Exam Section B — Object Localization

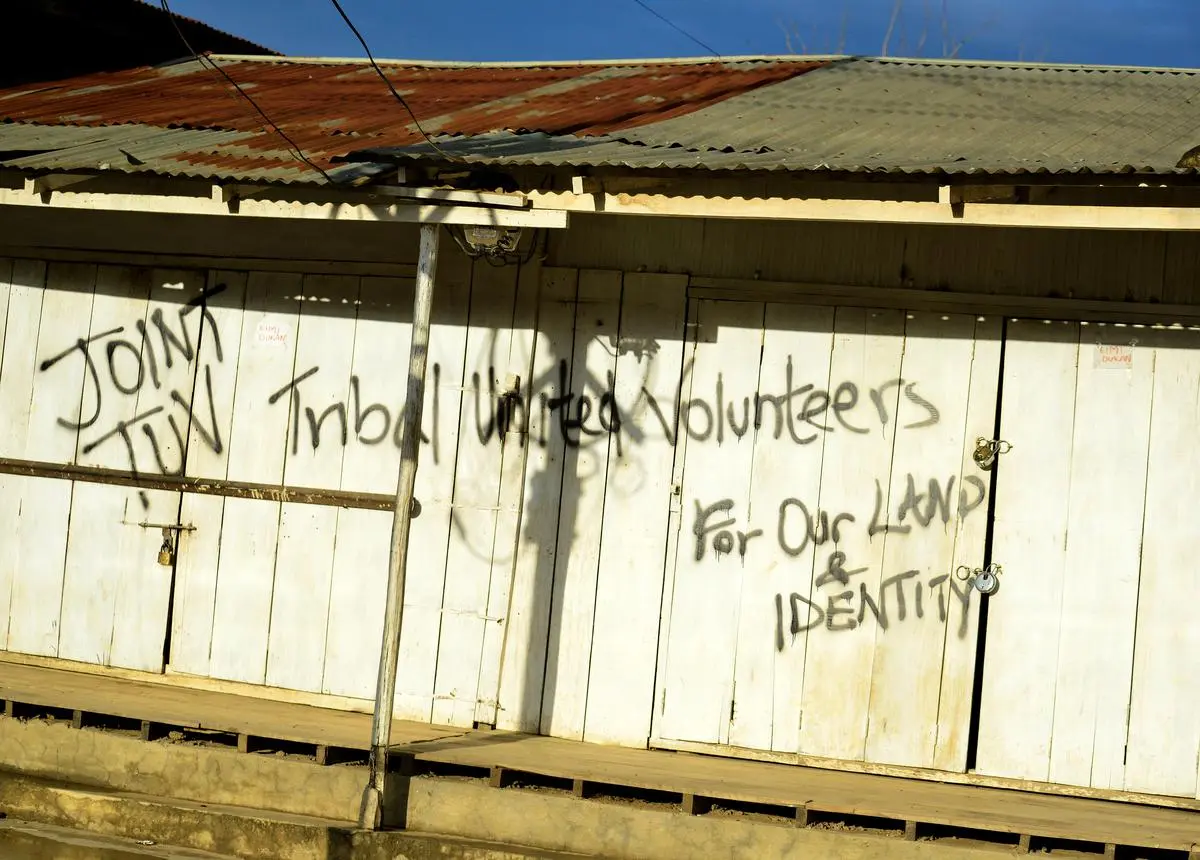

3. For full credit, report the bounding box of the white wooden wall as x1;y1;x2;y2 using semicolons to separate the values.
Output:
4;249;1200;802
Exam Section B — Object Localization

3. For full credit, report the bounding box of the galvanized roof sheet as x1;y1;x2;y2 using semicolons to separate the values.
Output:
3;54;1200;185
0;56;818;184
351;57;1200;176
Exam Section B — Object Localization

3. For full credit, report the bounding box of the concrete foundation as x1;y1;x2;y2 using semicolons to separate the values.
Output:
0;716;1038;859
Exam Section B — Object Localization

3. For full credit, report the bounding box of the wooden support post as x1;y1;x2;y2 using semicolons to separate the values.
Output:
793;805;809;828
489;766;509;789
3;701;12;718
572;779;591;799
237;733;251;754
316;745;330;766
1102;844;1116;859
1018;834;1032;854
904;821;918;842
359;223;441;831
70;710;83;730
682;794;711;816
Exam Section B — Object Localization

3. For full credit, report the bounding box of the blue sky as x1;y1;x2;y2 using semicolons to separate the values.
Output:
174;0;1198;68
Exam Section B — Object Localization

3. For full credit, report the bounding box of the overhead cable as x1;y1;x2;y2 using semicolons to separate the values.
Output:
159;0;335;183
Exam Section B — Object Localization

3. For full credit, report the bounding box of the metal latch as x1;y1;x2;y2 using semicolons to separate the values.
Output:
957;562;1003;595
972;437;1012;471
138;522;196;568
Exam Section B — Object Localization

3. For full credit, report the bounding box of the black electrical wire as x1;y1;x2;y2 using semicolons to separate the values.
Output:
629;0;721;58
325;0;457;162
159;0;334;183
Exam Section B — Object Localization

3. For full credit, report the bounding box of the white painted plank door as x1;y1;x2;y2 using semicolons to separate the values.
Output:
494;267;577;733
658;299;765;745
1125;327;1200;799
475;261;542;728
170;271;248;677
393;252;472;723
539;269;623;740
932;316;1001;772
432;261;519;728
583;273;688;747
58;265;154;669
797;307;906;762
106;269;211;673
8;263;96;658
266;275;361;694
864;312;992;769
208;272;303;685
731;302;834;753
975;319;1080;782
1047;324;1153;791
322;275;413;701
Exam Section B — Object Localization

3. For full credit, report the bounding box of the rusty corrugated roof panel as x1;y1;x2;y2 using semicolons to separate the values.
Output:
0;56;824;184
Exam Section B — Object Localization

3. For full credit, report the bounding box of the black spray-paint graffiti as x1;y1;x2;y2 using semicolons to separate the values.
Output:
263;356;943;457
772;556;975;647
37;284;227;508
688;471;987;645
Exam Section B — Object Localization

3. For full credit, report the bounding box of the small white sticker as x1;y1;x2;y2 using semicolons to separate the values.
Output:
256;319;291;347
1094;343;1134;370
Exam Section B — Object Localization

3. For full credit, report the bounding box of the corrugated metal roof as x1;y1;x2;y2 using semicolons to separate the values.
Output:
4;54;1200;184
0;56;819;184
351;57;1200;176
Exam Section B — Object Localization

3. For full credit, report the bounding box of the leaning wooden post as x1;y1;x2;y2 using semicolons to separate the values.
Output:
359;222;440;830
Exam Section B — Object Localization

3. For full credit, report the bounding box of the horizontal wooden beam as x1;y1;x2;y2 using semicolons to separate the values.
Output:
0;186;567;229
0;457;414;514
529;189;1200;231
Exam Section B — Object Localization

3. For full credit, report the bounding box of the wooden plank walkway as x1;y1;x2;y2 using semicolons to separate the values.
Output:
1;659;1197;854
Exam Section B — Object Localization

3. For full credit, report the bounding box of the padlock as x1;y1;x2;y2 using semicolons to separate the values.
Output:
973;438;997;471
973;563;1002;595
157;536;174;566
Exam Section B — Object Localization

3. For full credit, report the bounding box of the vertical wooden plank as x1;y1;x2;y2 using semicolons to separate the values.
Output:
740;303;834;754
208;271;302;684
582;273;687;747
265;274;360;693
475;261;542;727
432;261;518;728
539;269;622;740
1125;328;1200;798
932;316;1002;772
976;319;1080;782
658;299;764;745
321;276;412;700
1048;323;1152;790
797;307;905;762
170;271;248;676
494;268;576;733
864;312;982;768
9;263;96;658
0;258;18;650
393;251;471;723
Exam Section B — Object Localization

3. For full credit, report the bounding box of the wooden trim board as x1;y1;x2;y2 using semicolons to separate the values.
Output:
0;245;420;279
689;276;1200;324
